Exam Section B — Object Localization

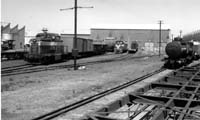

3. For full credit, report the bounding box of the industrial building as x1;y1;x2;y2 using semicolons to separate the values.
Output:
90;24;171;54
1;23;25;50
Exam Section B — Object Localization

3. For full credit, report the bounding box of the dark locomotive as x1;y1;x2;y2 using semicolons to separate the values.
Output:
164;37;200;69
128;41;138;53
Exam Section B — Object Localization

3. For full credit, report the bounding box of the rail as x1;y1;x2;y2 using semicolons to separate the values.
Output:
84;64;200;120
2;54;158;77
32;68;165;120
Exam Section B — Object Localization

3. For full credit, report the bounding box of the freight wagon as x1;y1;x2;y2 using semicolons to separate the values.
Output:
61;36;94;57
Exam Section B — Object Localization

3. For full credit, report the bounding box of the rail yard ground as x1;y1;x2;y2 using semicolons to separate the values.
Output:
2;54;165;120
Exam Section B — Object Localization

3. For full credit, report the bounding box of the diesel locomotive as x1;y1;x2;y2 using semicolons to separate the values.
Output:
114;40;128;54
25;32;67;64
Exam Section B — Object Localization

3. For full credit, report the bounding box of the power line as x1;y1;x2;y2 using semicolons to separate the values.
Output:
60;0;93;70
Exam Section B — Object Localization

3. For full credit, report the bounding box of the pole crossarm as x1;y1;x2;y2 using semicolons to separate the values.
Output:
77;6;94;9
60;7;74;11
60;6;93;11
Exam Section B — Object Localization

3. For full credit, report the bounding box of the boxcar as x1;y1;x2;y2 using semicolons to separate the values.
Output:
61;36;94;57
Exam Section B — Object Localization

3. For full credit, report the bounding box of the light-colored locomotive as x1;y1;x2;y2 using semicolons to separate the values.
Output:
25;31;67;64
114;40;127;54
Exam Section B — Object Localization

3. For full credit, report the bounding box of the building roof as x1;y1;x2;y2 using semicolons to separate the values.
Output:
10;25;18;33
1;23;11;33
91;24;170;30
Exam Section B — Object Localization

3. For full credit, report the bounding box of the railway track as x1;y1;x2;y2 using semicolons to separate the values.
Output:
1;64;34;73
1;63;32;70
32;67;166;120
2;54;156;77
84;63;200;120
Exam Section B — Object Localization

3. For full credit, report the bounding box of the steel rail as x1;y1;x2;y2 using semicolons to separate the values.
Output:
2;55;157;77
2;54;131;75
31;68;166;120
2;64;34;73
1;64;32;70
85;64;200;120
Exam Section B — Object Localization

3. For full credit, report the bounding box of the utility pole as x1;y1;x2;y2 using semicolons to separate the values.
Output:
158;20;163;57
60;0;93;70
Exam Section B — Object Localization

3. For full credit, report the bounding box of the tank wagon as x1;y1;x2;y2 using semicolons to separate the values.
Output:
93;41;107;55
105;42;115;52
164;37;200;68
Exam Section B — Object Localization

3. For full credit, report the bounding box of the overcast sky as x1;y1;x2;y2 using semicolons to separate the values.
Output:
1;0;200;36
